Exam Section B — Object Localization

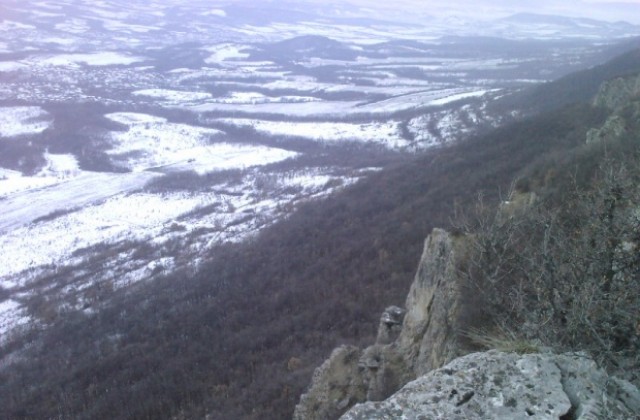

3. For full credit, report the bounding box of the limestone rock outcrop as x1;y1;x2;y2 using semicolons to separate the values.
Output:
341;350;640;420
586;114;627;144
293;346;366;420
294;228;472;419
593;72;640;110
395;228;471;377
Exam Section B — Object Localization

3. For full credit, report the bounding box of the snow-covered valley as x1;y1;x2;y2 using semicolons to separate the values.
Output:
0;0;638;344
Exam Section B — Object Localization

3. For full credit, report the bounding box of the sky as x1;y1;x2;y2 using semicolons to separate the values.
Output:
330;0;640;24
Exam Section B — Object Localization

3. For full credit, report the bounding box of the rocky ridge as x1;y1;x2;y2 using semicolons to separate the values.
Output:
341;350;640;420
295;71;640;419
588;72;640;144
293;228;473;419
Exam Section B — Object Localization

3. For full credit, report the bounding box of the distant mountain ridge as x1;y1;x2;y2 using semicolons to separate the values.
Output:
501;12;637;28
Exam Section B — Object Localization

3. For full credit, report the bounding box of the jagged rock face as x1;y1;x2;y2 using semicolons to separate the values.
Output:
294;228;472;419
375;306;405;345
293;346;366;420
594;73;640;110
593;72;640;110
358;344;409;402
341;350;640;420
396;228;471;376
586;114;627;144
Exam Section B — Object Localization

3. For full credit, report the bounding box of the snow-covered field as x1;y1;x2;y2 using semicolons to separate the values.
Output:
0;166;359;291
105;112;296;172
217;118;409;148
105;112;224;171
0;106;51;137
0;153;82;197
0;171;159;232
204;43;251;63
190;89;492;117
162;143;298;174
0;0;632;342
27;52;145;67
0;300;30;339
132;89;213;102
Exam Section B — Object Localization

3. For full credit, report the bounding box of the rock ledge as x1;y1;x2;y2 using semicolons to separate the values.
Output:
341;350;640;420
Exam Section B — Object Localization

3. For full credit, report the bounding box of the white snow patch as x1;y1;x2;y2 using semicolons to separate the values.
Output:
428;90;489;106
39;153;81;178
0;107;51;137
215;91;320;104
0;300;30;338
204;9;227;17
0;62;27;72
163;143;298;174
32;52;144;67
105;112;295;173
0;192;216;281
106;112;167;126
55;19;90;34
106;113;224;171
41;37;77;46
218;119;408;148
101;19;159;33
0;171;159;231
0;20;35;31
132;89;213;102
204;44;250;63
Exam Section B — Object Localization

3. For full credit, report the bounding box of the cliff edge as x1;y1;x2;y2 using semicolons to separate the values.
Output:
294;228;474;419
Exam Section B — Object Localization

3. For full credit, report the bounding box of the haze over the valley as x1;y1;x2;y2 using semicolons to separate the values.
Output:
219;0;640;24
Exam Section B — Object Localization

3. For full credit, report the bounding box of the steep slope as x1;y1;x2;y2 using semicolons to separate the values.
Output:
0;51;638;420
492;46;640;115
300;70;640;419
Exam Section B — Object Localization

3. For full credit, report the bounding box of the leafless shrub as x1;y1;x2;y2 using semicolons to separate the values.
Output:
459;159;640;381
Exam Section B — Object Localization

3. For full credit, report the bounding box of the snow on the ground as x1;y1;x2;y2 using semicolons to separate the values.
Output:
0;153;82;197
0;20;36;31
106;112;166;125
29;52;144;67
429;89;490;106
0;172;59;197
190;88;488;117
164;143;298;174
39;152;81;177
0;171;159;232
0;62;26;72
191;100;361;117
204;43;250;63
41;37;77;46
105;112;226;171
0;106;51;137
0;176;60;198
0;191;218;282
0;300;30;339
54;19;90;34
132;89;213;102
217;118;409;148
105;112;296;172
214;91;320;104
216;79;430;96
203;9;226;17
101;19;159;33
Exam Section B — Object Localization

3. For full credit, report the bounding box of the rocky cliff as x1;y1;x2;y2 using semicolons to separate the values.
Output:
294;229;474;419
295;72;640;420
593;72;640;110
587;72;640;144
341;350;640;420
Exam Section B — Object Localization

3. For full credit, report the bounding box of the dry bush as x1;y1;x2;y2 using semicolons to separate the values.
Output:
460;158;640;383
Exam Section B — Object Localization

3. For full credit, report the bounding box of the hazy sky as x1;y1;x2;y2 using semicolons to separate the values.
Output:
332;0;640;24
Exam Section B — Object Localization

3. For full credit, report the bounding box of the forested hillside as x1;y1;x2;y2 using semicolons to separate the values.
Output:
1;48;639;420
